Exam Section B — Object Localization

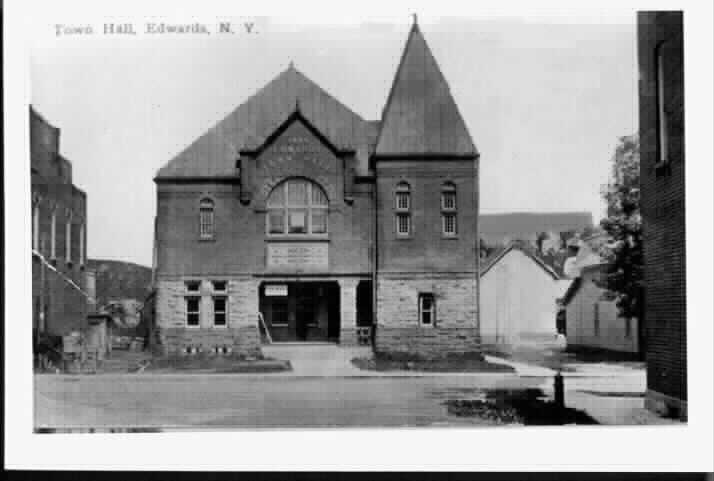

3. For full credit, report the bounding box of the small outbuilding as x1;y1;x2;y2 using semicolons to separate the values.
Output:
480;243;566;345
561;263;640;355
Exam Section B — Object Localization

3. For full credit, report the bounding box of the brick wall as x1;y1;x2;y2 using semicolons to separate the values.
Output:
638;12;686;418
31;108;90;338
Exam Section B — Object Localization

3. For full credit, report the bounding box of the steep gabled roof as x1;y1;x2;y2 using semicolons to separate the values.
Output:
156;65;375;179
480;242;561;280
375;22;477;157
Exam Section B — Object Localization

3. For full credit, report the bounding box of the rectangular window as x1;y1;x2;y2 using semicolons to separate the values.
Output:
66;219;72;264
50;211;57;259
79;224;85;266
185;280;201;292
268;210;285;234
186;297;200;327
419;293;435;326
656;47;669;164
442;191;457;210
396;213;411;236
212;280;227;292
288;181;308;205
311;210;327;234
33;205;39;251
442;213;457;236
396;192;410;210
288;209;307;234
213;297;227;327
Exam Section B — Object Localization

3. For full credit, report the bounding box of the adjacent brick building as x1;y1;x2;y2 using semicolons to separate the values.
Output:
153;21;480;359
31;107;91;339
637;12;686;419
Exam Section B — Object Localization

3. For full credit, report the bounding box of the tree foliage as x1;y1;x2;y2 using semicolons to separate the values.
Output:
598;135;642;320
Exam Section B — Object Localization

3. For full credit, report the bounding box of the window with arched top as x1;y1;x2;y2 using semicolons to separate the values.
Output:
267;178;328;235
441;182;457;237
395;182;411;236
199;198;215;239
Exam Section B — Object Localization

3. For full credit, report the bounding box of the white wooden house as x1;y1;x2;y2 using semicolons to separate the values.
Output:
561;264;640;354
479;243;565;345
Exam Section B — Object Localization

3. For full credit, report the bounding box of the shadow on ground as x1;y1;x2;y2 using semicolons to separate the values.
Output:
445;388;599;425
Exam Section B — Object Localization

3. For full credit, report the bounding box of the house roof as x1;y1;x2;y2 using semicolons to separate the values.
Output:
156;65;376;179
479;241;561;280
479;212;594;245
374;22;477;157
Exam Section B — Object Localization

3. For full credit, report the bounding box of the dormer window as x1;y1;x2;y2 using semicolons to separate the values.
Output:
267;178;328;235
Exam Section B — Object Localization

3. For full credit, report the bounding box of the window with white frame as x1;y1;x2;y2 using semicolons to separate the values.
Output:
395;182;411;236
266;178;328;235
419;293;435;326
199;198;215;239
441;182;457;236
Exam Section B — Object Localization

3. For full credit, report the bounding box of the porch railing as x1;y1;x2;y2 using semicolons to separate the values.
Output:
258;312;273;344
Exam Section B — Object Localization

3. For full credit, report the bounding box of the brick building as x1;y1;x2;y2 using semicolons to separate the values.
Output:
153;21;480;358
31;107;91;339
637;12;686;419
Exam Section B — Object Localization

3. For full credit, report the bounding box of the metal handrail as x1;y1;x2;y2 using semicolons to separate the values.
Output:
258;312;272;344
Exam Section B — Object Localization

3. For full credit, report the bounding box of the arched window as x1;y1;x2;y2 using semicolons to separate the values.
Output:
395;182;411;236
199;198;215;239
65;209;73;264
267;178;328;235
441;182;457;237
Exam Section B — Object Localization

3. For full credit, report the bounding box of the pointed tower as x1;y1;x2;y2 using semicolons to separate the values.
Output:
373;19;481;360
375;20;477;158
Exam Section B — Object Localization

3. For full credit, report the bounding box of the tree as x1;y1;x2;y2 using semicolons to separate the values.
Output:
598;134;642;321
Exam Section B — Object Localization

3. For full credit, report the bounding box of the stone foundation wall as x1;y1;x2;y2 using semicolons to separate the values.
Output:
375;276;479;358
155;277;262;357
377;276;477;328
155;326;262;357
374;327;481;360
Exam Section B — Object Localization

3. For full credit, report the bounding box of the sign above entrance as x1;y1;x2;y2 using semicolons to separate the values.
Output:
265;285;288;297
267;242;328;270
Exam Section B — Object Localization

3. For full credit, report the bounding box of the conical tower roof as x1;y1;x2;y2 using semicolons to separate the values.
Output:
375;21;477;157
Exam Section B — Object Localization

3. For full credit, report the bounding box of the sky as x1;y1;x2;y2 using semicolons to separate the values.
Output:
30;15;638;267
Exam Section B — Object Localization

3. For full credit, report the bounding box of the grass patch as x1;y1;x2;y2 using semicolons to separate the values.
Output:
145;355;291;374
351;353;515;373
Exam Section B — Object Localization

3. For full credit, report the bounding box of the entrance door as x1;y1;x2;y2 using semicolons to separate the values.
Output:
260;282;340;343
295;284;316;341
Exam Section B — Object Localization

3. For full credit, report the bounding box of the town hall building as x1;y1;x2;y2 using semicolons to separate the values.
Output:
153;21;480;359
